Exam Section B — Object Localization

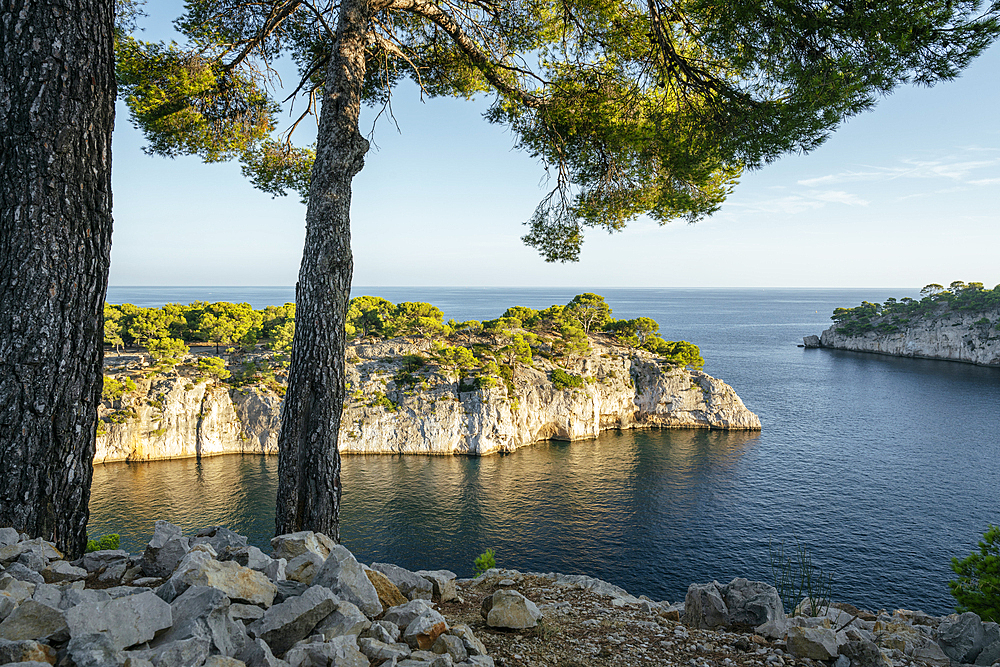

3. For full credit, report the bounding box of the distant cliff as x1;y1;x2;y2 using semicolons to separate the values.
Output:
96;336;760;464
811;284;1000;366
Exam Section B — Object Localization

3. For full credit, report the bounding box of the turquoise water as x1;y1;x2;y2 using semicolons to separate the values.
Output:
93;287;1000;614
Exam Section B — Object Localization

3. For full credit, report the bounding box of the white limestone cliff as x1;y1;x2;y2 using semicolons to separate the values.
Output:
95;338;760;463
817;307;1000;366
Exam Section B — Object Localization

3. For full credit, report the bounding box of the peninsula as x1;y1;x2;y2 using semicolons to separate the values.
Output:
96;295;760;464
807;282;1000;367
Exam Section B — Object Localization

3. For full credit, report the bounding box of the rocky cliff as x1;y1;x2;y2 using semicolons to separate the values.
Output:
816;307;1000;366
96;337;760;464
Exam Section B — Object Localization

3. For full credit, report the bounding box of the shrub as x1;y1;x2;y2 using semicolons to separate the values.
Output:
551;368;584;390
102;375;137;402
86;533;121;553
950;525;1000;623
474;548;496;575
769;539;832;616
197;356;231;380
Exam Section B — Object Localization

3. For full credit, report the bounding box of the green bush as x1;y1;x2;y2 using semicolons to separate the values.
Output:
474;548;496;575
102;375;137;402
551;368;584;390
86;533;121;553
950;525;1000;623
197;356;231;380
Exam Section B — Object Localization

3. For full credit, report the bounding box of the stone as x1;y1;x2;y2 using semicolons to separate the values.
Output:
683;581;728;629
285;552;325;586
313;599;371;639
912;641;951;667
481;590;542;630
841;639;891;667
274;580;309;604
16;551;48;574
246;585;339;656
365;569;408;612
786;626;840;661
236;637;290;667
937;611;987;664
976;639;1000;666
0;600;67;642
152;585;247;657
204;657;247;667
283;635;367;667
0;576;36;604
127;636;212;666
4;563;44;585
803;335;821;348
361;620;401;645
372;563;433;601
80;549;130;574
98;562;129;586
231;603;266;623
415;570;458;603
41;561;87;584
260;557;287;583
358;637;411;662
159;550;277;607
0;638;57;665
462;657;495;667
67;632;126;667
403;607;448;650
270;532;336;562
0;528;19;548
383;600;435;630
893;608;939;628
448;624;487;657
0;591;15;621
0;539;61;566
193;526;249;555
721;578;783;628
433;634;468;662
141;521;191;579
311;545;381;618
65;590;173;650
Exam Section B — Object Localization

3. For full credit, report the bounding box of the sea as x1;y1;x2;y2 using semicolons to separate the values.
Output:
91;286;1000;615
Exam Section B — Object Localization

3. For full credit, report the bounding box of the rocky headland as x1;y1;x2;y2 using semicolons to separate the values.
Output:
96;335;760;464
1;524;997;667
806;284;1000;367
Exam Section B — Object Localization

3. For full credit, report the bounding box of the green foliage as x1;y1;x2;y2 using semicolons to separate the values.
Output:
148;337;189;369
500;334;533;366
832;283;1000;336
551;368;585;390
473;548;496;575
652;340;705;369
950;525;1000;623
367;391;398;411
769;539;833;617
566;293;612;333
197;356;231;380
86;533;121;553
102;375;137;402
394;354;426;387
436;345;477;369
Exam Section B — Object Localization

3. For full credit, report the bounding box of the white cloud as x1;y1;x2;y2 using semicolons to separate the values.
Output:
809;190;870;206
796;154;1000;187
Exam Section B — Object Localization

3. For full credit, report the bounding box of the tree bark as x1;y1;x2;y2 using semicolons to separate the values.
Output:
0;0;116;557
275;0;372;540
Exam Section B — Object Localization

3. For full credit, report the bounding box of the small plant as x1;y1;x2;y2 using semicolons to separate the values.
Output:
950;525;1000;623
473;548;496;575
769;538;833;616
551;368;584;390
86;533;120;553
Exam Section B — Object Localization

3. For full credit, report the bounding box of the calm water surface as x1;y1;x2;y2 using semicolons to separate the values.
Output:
93;287;1000;614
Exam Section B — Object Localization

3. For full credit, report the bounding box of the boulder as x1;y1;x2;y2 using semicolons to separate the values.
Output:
159;550;277;607
0;576;37;604
383;600;435;630
126;636;212;666
786;626;840;661
402;607;448;650
41;561;87;584
231;602;266;623
0;600;67;642
448;624;487;657
313;599;371;639
416;570;458;603
481;590;541;630
433;634;468;663
721;578;783;628
371;563;433;601
260;557;287;583
246;585;339;656
0;539;61;566
65;590;172;650
912;641;951;667
0;528;19;549
841;639;892;667
283;635;367;667
361;620;401;645
192;526;249;555
236;636;290;667
151;585;247;657
270;532;335;562
803;335;821;348
79;550;130;574
284;552;325;586
141;521;191;579
0;638;57;665
358;637;411;662
67;632;125;667
683;581;728;629
0;591;16;621
4;563;44;585
365;569;408;611
937;611;987;664
311;546;381;618
977;639;1000;666
16;551;48;573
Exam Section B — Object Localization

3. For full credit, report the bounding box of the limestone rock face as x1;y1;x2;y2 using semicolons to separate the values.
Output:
95;339;759;463
818;306;1000;366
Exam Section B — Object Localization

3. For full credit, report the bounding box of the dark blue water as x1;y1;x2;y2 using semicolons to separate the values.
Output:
93;287;1000;615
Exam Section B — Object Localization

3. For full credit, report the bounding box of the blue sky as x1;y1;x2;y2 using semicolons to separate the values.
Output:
109;10;1000;288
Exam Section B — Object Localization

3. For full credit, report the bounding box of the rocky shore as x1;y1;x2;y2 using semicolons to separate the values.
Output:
808;309;1000;367
2;524;998;667
96;336;760;464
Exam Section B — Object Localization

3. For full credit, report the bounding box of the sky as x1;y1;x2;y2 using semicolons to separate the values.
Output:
109;9;1000;289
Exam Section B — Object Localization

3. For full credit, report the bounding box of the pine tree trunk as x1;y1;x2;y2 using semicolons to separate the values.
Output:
0;0;116;557
275;0;372;540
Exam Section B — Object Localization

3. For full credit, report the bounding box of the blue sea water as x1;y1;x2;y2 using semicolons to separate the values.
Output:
93;286;1000;614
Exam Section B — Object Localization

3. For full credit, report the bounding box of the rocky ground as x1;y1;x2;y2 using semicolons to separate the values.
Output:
1;525;998;667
